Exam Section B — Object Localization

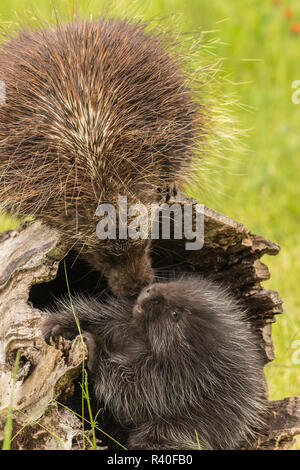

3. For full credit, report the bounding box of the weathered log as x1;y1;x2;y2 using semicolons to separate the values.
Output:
0;222;85;450
0;197;299;450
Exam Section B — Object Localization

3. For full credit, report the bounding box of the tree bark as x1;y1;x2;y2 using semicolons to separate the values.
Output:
0;197;299;450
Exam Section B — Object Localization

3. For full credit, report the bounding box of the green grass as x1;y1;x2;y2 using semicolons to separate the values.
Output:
2;351;20;450
0;0;299;449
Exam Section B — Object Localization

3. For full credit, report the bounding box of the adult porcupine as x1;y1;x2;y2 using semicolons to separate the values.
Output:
0;18;202;296
43;276;269;450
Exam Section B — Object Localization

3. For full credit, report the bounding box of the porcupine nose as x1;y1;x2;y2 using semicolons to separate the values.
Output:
133;284;165;317
141;285;164;304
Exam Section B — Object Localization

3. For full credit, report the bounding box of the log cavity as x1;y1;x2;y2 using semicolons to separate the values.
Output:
28;250;108;310
27;239;195;311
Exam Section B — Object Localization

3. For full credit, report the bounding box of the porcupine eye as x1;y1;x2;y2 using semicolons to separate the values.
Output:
171;311;178;319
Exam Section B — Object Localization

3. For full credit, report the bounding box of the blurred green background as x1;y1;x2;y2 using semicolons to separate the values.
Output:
0;0;299;448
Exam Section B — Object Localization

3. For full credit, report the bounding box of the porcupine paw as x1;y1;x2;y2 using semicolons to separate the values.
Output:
81;331;97;371
42;317;78;346
157;184;178;203
43;318;97;370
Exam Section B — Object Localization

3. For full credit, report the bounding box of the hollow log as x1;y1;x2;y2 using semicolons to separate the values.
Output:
0;196;299;450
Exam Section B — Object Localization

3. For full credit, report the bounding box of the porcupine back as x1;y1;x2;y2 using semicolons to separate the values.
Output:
0;18;200;243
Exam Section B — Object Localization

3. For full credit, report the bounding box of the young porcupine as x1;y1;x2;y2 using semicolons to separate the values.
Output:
43;276;269;450
0;18;202;296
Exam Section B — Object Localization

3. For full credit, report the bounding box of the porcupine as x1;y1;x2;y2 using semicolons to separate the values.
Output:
43;276;269;450
0;18;202;296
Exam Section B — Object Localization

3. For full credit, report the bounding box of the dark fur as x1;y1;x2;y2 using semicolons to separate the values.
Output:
43;276;269;449
0;18;200;296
